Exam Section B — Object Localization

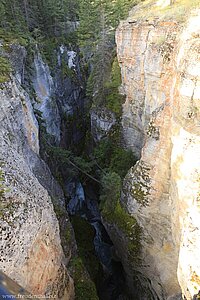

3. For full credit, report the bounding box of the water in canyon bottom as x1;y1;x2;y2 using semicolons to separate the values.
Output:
66;180;129;300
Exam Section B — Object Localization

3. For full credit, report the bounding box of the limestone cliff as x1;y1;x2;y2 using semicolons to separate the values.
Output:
0;45;74;299
115;2;200;299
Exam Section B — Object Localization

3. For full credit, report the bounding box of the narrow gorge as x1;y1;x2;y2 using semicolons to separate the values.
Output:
0;1;200;300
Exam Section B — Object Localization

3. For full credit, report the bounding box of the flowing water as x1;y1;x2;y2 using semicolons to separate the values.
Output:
66;180;128;300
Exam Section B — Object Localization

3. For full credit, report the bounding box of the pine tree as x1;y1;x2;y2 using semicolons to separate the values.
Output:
78;0;100;47
78;0;137;108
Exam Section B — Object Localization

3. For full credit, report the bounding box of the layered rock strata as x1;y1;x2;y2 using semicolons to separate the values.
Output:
116;4;200;300
0;74;74;299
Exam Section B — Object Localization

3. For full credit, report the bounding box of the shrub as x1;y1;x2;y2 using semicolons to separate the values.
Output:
100;171;122;212
94;139;137;178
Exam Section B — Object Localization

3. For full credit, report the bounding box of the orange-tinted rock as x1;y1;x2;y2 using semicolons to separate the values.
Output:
0;78;74;299
117;6;200;300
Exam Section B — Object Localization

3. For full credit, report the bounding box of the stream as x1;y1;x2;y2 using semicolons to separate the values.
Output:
66;180;128;300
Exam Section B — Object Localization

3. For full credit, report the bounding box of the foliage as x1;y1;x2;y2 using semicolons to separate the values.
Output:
110;148;136;178
0;0;79;71
78;0;137;109
49;146;94;173
77;0;100;48
86;37;115;106
0;28;29;47
70;256;99;300
43;143;99;184
0;0;79;38
100;171;122;211
94;137;137;179
0;0;137;98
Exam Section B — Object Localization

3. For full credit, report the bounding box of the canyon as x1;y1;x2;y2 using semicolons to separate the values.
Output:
0;1;200;300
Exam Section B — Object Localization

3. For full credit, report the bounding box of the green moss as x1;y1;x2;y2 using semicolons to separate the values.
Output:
103;201;135;236
53;202;65;218
0;56;11;84
100;171;141;262
102;196;142;263
105;57;125;118
100;172;139;238
71;217;95;252
71;216;101;283
70;256;99;300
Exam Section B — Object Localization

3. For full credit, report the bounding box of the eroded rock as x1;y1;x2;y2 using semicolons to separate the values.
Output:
116;6;200;300
0;77;74;299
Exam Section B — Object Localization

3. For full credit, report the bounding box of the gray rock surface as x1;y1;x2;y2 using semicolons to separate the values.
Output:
91;108;116;142
0;77;74;299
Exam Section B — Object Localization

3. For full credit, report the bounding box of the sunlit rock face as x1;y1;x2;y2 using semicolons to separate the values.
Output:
156;0;172;8
116;7;200;300
0;77;74;299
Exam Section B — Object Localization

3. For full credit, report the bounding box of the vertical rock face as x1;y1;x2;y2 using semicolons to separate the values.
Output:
116;5;200;300
54;46;87;149
32;47;87;149
0;76;74;299
91;108;116;142
33;52;61;144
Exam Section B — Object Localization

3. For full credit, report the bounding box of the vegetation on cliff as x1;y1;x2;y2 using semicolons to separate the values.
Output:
70;256;99;300
0;56;11;83
127;0;200;22
79;0;137;108
0;164;6;199
71;217;102;285
0;0;143;297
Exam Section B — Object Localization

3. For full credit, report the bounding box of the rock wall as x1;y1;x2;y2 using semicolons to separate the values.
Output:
0;69;74;298
31;47;87;148
32;52;61;144
54;45;87;149
91;108;116;142
116;3;200;300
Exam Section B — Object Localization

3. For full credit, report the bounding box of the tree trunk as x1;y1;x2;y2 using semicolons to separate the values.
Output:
23;0;29;28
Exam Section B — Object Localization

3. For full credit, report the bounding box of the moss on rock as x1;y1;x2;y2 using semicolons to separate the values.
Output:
0;56;11;84
123;160;151;207
70;256;99;300
71;216;101;283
